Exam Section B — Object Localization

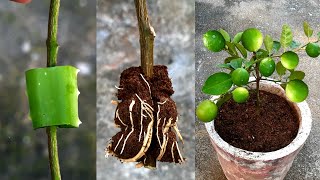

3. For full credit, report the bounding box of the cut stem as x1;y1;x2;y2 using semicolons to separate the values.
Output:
46;127;61;180
46;0;61;179
134;0;156;78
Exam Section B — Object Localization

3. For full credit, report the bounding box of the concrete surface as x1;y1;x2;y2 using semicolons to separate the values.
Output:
96;0;195;180
195;0;320;179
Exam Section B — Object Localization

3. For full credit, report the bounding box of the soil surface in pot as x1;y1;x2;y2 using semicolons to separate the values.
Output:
215;90;299;152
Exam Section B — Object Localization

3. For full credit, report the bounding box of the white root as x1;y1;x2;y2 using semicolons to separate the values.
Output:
120;100;136;154
115;85;123;90
119;94;154;162
175;141;185;163
156;104;162;147
156;99;169;149
139;97;144;142
114;134;124;152
173;124;184;144
129;100;136;129
140;74;151;95
116;109;127;127
135;94;154;142
121;129;134;155
157;117;172;160
171;142;176;163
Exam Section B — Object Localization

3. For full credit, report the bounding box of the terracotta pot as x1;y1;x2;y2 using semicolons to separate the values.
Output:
205;80;312;180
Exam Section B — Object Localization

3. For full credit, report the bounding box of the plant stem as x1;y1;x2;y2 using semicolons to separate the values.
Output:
46;126;61;180
134;0;156;78
134;0;156;168
253;53;261;107
46;0;61;179
47;0;60;67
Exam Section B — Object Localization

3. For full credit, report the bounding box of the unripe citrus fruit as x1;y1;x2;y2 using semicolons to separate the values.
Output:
232;87;249;103
196;100;218;122
280;51;299;70
241;28;263;52
231;68;249;86
286;80;308;102
305;43;320;58
259;57;275;77
203;30;226;52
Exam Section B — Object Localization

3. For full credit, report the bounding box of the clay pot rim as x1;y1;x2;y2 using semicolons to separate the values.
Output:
205;79;312;161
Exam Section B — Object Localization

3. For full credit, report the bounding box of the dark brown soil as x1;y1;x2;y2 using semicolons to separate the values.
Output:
214;90;299;152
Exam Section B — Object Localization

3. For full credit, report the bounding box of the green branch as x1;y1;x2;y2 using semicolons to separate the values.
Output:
47;0;60;67
46;0;61;179
47;126;61;180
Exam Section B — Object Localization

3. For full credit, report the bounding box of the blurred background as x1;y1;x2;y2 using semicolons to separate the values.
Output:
96;0;195;179
0;1;96;179
195;0;320;179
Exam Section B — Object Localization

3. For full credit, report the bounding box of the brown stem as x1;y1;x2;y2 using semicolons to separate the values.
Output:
252;52;260;108
134;0;156;78
134;0;156;168
255;63;261;107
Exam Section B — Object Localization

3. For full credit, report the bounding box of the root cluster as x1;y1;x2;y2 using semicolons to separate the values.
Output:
106;66;185;167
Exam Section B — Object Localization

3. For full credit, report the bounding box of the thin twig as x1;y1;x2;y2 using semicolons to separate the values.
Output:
46;0;61;179
46;127;61;180
134;0;156;78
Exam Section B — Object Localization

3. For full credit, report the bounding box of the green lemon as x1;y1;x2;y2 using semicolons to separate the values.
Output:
259;57;275;77
280;51;299;70
305;43;320;58
196;100;218;122
241;28;263;52
203;30;226;52
231;68;250;86
286;80;308;103
232;87;249;103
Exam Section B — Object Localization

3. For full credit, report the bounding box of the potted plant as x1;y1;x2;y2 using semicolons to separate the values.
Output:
196;22;318;179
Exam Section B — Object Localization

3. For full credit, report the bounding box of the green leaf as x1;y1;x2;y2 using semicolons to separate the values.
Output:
216;93;232;107
224;57;238;64
280;25;293;49
232;32;243;43
318;32;320;40
303;21;313;37
264;35;273;53
256;49;269;59
244;59;255;69
217;63;233;70
230;58;243;69
289;41;301;49
289;71;305;80
273;41;281;52
235;43;247;58
226;41;239;56
202;72;233;95
219;29;231;42
276;61;286;75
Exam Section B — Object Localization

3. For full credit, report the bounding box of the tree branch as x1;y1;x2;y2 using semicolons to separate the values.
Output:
134;0;156;78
